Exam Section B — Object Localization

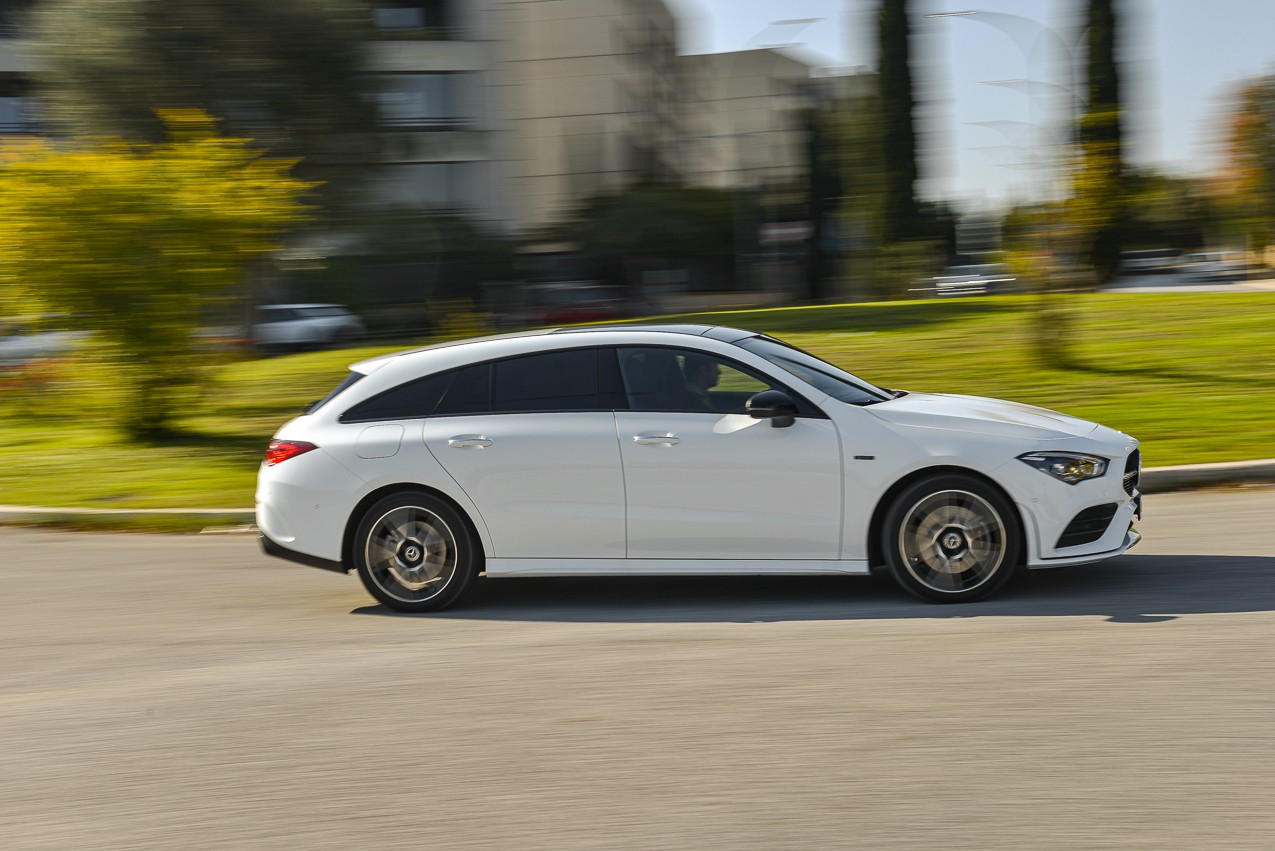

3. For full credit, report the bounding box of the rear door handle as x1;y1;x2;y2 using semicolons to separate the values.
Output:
633;433;680;446
448;435;493;449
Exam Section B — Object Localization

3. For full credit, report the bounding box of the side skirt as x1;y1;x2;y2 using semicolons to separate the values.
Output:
484;558;872;578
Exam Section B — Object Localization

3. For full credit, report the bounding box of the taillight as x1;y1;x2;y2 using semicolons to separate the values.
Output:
265;439;318;466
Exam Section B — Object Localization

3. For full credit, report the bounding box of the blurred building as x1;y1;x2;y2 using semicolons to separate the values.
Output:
681;48;818;194
345;0;690;233
0;1;39;135
0;0;878;244
0;0;687;234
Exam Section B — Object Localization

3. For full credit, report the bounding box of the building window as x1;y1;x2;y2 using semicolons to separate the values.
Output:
371;1;453;36
0;78;37;133
0;96;36;132
372;74;466;129
373;162;470;210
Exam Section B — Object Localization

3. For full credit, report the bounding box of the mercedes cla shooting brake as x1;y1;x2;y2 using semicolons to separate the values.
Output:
258;325;1142;612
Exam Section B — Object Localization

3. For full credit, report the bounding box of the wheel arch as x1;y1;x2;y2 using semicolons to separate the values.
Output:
865;465;1029;569
342;483;487;572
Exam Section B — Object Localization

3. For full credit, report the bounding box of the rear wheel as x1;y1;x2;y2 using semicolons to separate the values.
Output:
353;491;481;613
881;474;1021;603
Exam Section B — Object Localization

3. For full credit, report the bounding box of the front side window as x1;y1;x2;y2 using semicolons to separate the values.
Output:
257;307;297;323
617;347;811;415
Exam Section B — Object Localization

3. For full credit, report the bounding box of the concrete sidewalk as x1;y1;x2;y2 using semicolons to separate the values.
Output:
2;459;1273;527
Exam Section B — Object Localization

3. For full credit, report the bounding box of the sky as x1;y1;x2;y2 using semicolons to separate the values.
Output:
666;0;1275;210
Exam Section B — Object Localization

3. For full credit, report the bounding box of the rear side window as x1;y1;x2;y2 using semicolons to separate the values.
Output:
436;363;492;415
433;348;618;416
493;349;596;412
340;371;455;422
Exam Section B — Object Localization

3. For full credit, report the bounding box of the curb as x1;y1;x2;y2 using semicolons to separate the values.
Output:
0;505;255;520
1138;459;1275;492
2;459;1274;529
0;505;256;532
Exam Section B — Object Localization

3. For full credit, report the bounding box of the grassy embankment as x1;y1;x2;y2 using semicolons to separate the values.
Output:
1;292;1272;517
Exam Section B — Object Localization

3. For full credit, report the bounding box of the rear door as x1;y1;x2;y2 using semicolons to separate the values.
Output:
421;347;627;559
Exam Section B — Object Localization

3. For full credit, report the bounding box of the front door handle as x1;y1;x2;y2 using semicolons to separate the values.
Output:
448;435;493;449
633;433;680;446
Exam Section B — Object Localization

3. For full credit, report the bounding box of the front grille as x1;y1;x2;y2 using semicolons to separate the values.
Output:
1123;449;1141;496
1056;503;1119;549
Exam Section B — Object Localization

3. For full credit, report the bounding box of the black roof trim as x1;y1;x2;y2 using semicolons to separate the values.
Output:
552;323;717;336
551;324;760;343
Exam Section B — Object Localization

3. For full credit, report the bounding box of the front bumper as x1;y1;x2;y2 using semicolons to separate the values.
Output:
1027;522;1140;570
999;440;1142;567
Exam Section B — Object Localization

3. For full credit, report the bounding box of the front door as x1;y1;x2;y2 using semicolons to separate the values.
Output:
614;347;843;560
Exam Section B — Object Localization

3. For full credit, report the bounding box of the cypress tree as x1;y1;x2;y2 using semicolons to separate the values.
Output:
1083;0;1122;161
877;0;919;243
1080;0;1125;281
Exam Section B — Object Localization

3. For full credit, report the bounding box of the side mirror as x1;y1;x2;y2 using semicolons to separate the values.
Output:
746;390;797;428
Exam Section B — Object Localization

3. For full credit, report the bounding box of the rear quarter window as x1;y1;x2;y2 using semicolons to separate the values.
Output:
340;371;455;422
306;371;365;415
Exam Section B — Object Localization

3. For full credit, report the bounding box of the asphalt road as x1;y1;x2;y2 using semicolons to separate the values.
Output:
3;489;1273;850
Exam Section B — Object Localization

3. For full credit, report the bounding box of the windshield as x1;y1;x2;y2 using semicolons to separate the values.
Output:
735;337;892;406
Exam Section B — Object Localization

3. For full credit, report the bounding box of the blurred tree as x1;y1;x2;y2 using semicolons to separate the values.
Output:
0;111;313;438
27;0;378;209
802;105;843;301
877;0;919;243
1122;169;1210;251
1077;0;1126;282
831;88;887;300
556;184;739;278
1214;76;1275;254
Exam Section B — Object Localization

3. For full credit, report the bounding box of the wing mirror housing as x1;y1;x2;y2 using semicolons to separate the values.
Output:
746;390;797;428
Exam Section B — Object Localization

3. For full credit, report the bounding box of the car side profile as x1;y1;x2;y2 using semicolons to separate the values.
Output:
257;325;1141;612
253;304;366;353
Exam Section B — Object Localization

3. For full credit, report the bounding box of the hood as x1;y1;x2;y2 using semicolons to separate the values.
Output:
870;392;1099;440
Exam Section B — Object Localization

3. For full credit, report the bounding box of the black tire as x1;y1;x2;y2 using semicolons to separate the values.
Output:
881;473;1021;604
353;490;482;613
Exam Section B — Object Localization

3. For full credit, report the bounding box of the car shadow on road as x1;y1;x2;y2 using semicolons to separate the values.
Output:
350;554;1275;624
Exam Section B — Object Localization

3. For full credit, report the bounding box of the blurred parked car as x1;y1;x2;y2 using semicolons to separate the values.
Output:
920;264;1017;297
1118;248;1181;275
253;304;366;353
0;318;89;368
1181;251;1248;282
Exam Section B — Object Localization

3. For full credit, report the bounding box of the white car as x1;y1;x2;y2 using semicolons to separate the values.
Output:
253;304;366;352
927;264;1017;297
1181;251;1247;282
257;324;1142;611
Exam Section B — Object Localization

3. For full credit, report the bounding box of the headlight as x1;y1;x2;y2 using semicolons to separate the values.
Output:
1018;452;1108;484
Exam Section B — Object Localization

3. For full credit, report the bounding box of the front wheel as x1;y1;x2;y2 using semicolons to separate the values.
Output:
881;474;1021;603
353;491;481;613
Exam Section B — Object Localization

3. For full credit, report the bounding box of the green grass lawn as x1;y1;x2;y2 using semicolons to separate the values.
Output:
1;292;1272;511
